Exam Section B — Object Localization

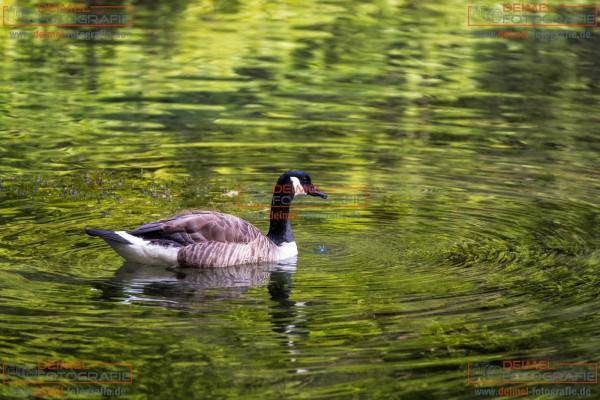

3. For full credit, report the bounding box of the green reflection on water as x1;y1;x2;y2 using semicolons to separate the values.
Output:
0;0;599;398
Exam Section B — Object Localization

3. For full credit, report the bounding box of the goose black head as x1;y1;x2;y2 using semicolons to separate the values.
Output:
268;170;327;245
274;170;327;199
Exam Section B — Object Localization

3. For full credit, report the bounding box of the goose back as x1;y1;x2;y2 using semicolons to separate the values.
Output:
130;211;265;246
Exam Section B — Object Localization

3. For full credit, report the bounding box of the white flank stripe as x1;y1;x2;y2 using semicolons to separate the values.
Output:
107;231;179;266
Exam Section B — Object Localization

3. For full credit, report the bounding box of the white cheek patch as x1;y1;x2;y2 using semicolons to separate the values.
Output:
290;177;306;196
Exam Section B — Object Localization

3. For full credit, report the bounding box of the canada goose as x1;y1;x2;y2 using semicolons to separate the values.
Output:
85;171;327;268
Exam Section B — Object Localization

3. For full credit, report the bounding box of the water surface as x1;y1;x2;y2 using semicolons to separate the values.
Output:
0;0;599;398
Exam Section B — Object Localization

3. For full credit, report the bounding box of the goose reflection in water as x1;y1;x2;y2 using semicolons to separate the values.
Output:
95;257;297;307
94;257;309;373
266;261;312;375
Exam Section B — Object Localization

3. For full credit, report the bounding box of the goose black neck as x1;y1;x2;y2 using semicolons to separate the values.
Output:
267;193;294;246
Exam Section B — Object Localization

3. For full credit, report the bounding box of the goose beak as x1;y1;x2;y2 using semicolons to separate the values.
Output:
308;185;327;199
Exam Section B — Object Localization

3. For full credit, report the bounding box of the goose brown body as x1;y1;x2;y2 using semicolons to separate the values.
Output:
130;211;279;267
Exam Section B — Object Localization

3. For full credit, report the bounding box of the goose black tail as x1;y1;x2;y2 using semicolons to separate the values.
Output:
85;228;132;244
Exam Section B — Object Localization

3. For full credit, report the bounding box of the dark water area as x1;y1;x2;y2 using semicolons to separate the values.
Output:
0;0;599;398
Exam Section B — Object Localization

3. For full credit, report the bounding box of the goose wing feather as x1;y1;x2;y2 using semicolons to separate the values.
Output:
129;211;265;247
